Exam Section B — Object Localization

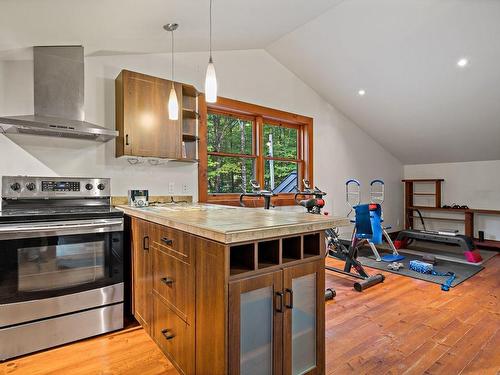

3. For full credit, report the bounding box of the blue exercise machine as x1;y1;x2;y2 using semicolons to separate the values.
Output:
345;179;404;262
295;179;390;292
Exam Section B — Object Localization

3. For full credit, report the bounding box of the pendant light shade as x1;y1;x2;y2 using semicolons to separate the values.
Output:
168;84;179;120
205;57;217;103
205;0;217;103
164;23;179;120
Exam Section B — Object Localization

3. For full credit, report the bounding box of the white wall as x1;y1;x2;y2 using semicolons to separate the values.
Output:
0;49;404;230
405;161;500;239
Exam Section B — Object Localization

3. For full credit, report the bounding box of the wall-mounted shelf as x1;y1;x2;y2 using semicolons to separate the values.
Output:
182;84;199;98
170;158;199;163
182;109;199;119
182;133;199;142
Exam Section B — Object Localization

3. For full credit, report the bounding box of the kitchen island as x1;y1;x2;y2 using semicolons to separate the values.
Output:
118;203;349;375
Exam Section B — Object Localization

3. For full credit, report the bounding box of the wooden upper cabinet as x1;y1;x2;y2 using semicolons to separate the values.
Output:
115;70;183;159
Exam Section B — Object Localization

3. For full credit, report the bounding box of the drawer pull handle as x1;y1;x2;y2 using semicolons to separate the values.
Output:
285;288;294;309
161;237;173;246
161;277;174;286
161;328;175;340
143;236;149;251
275;291;284;313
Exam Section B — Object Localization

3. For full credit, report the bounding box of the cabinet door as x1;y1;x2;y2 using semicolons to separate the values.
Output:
122;71;182;158
131;218;153;334
283;260;325;375
229;271;283;375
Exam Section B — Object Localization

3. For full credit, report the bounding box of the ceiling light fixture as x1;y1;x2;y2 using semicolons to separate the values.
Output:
358;89;366;96
164;23;179;120
204;0;217;103
457;58;468;68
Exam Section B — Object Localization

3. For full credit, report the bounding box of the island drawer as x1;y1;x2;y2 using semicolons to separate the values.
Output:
153;295;195;375
152;245;195;324
152;224;193;263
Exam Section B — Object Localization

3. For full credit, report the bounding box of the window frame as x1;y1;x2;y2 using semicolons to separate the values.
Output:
198;95;313;207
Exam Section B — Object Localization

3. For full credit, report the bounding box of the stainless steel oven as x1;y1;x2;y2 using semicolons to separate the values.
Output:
0;176;124;360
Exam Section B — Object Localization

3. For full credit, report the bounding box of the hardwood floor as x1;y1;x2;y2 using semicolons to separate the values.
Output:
325;255;499;374
2;255;498;375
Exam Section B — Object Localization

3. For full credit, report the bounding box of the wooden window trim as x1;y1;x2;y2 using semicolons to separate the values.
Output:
198;95;313;206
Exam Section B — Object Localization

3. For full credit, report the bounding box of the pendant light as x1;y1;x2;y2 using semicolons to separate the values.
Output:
204;0;217;103
164;23;179;120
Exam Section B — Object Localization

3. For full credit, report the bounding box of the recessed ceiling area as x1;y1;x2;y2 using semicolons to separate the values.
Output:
267;0;500;164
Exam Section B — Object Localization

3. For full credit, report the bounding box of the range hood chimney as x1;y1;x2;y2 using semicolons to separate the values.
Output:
0;46;117;142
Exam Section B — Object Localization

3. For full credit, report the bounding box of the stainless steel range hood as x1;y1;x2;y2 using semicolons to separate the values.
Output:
0;46;117;142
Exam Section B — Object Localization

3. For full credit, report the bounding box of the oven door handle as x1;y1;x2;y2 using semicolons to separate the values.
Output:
0;219;123;239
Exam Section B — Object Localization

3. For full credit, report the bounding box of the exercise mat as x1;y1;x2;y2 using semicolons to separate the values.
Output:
357;248;485;287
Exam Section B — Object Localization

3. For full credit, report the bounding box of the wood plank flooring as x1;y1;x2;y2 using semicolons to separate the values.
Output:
1;255;498;375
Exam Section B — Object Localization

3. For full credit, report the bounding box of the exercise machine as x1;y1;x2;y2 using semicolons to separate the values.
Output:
345;179;403;262
295;180;385;293
395;211;482;263
293;181;336;299
239;180;276;209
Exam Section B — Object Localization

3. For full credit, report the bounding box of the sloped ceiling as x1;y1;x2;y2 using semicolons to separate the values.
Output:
267;0;500;164
1;0;499;164
0;0;342;55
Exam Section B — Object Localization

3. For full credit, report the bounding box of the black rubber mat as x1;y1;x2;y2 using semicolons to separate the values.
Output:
357;248;486;288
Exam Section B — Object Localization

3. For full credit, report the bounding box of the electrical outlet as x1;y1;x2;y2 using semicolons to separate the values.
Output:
182;184;189;194
397;218;401;227
168;182;175;194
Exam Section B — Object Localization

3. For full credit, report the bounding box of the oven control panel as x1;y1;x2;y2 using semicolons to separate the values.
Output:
42;181;81;192
2;176;111;198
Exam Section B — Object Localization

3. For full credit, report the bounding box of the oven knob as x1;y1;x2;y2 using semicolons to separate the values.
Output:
97;183;106;191
26;182;36;191
10;182;21;191
85;183;93;190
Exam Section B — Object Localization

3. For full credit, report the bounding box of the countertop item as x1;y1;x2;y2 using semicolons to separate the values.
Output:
117;203;349;244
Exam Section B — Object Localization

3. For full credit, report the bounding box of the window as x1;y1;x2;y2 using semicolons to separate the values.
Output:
199;97;313;206
263;122;300;192
207;111;256;194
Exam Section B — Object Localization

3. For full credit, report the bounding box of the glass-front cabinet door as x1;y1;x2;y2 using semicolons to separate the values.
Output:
283;260;324;375
229;271;283;375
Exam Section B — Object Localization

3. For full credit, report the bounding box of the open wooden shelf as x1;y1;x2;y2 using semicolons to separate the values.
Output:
229;243;256;276
282;236;302;263
402;179;444;182
303;233;321;258
182;84;199;98
182;133;199;142
409;206;469;212
182;108;199;119
171;158;199;163
474;239;500;250
229;232;324;277
404;178;500;242
410;216;465;223
257;240;280;269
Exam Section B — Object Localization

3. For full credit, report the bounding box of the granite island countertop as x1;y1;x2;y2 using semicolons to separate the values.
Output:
117;203;350;244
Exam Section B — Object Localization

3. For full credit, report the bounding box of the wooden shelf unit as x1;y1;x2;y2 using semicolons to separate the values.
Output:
229;232;324;277
403;178;500;250
181;84;199;161
115;70;199;162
